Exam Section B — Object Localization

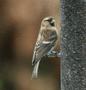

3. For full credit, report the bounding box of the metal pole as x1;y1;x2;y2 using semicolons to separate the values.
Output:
60;0;86;90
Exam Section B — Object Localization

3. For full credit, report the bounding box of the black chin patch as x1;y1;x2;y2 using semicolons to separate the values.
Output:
50;22;55;26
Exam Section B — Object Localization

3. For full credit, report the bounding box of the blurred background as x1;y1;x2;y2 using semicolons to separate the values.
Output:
0;0;61;90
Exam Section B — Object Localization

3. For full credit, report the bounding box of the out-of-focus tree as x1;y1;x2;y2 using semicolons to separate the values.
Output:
0;0;60;90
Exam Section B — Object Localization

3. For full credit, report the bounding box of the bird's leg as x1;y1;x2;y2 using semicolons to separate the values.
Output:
47;50;61;57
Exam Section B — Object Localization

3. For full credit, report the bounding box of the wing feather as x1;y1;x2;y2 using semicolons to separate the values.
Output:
32;29;58;65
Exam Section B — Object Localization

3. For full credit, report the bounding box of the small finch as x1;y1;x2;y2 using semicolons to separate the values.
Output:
32;16;59;78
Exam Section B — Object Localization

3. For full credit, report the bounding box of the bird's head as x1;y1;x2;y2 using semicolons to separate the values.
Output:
41;16;56;29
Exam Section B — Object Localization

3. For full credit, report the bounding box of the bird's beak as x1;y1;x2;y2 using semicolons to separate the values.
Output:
51;19;55;23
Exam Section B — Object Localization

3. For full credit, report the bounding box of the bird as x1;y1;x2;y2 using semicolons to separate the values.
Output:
32;16;59;78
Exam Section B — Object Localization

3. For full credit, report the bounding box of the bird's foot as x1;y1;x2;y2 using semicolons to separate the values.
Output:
47;51;62;57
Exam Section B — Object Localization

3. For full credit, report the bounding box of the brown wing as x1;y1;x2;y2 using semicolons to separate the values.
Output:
32;29;58;65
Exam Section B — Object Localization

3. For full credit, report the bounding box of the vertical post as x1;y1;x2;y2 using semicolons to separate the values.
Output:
60;0;86;90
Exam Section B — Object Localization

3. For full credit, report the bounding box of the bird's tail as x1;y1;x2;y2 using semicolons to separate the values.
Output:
32;60;40;78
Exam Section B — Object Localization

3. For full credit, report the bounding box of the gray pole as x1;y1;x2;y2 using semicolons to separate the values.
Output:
60;0;86;90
